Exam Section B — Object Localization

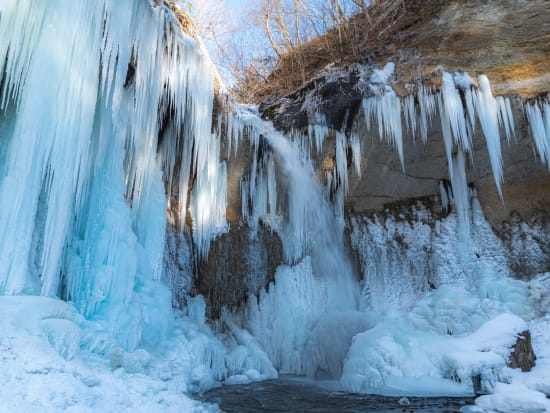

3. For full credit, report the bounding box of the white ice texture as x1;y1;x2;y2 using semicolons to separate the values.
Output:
0;1;250;410
0;0;233;348
525;96;550;171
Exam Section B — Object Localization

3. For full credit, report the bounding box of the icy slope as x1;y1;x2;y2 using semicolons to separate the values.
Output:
0;296;221;413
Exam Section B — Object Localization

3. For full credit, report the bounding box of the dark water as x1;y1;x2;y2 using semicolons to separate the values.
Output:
199;378;475;413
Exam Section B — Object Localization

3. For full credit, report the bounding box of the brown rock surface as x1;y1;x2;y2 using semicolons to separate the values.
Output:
509;330;537;372
390;0;550;97
196;223;283;318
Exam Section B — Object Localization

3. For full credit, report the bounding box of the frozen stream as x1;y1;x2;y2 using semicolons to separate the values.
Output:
199;378;475;413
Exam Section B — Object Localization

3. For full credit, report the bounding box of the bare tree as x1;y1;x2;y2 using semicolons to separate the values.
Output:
179;0;369;99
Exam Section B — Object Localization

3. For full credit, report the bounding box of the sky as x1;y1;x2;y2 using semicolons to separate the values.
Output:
225;0;247;13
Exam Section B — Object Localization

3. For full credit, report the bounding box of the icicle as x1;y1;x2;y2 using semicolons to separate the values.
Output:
362;88;404;170
474;75;504;198
417;84;437;143
267;154;277;226
0;0;230;348
403;94;417;140
326;170;333;199
0;1;106;295
451;150;471;237
438;93;455;182
336;131;349;196
440;72;470;153
306;111;329;155
439;181;450;212
350;133;362;177
191;133;228;259
497;96;515;143
525;97;550;170
454;71;476;134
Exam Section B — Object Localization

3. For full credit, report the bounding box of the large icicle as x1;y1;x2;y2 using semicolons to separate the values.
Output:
474;75;504;198
335;131;349;196
362;89;404;170
191;133;228;259
417;85;437;143
451;150;471;237
497;96;515;143
440;72;471;153
0;2;105;295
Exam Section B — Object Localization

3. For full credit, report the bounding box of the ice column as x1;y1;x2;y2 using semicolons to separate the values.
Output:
474;75;504;198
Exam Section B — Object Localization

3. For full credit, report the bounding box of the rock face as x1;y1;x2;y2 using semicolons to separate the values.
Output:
387;0;550;98
196;224;283;318
342;96;550;227
509;330;537;372
255;0;550;228
499;212;550;279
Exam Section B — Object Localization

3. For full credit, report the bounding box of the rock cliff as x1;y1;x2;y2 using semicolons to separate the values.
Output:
255;0;550;227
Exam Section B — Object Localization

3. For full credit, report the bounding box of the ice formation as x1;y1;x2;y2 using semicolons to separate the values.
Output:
362;89;405;169
2;2;550;412
302;66;523;219
525;96;550;170
474;75;504;198
0;2;269;409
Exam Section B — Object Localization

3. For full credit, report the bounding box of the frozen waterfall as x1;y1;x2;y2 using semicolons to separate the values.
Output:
0;0;228;349
1;1;550;412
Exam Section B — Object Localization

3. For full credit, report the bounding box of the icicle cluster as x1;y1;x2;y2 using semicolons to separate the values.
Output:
0;0;230;348
525;96;550;171
301;67;521;228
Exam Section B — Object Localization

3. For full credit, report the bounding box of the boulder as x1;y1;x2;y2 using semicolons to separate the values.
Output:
509;330;537;372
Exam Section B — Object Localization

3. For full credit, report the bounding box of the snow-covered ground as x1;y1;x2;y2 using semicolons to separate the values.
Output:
0;294;279;412
0;296;224;412
466;293;550;412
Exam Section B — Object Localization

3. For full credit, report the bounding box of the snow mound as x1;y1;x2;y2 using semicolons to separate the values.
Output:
0;296;222;412
341;313;528;397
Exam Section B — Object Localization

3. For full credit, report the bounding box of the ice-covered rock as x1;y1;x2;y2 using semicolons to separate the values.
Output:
341;314;531;397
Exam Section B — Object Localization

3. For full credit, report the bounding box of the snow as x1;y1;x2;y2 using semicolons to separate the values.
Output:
344;199;539;398
0;296;221;413
474;382;550;413
370;62;396;84
341;313;527;397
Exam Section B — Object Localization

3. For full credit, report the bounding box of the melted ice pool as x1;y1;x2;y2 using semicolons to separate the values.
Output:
199;378;475;412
